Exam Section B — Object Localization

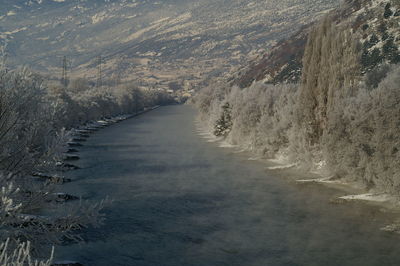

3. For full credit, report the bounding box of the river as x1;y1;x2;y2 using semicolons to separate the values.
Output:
56;105;400;266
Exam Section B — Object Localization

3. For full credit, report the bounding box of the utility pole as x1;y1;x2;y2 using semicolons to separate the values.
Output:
61;56;68;88
2;54;7;73
97;55;102;88
1;45;8;72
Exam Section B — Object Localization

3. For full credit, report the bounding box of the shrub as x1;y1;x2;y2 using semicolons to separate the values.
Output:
362;48;383;72
365;63;392;89
384;3;393;18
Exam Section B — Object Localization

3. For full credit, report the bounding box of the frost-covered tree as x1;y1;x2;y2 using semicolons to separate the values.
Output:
214;102;232;137
321;65;400;191
296;15;361;163
115;85;145;114
0;238;53;266
0;171;108;257
0;67;55;174
0;58;175;261
194;9;400;196
195;79;298;158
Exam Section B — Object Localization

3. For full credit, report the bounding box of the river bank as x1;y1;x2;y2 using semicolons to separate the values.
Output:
194;116;400;233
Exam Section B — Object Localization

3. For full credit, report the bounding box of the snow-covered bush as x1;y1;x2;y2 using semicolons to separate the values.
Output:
0;238;53;266
114;85;145;114
255;84;298;158
364;63;392;89
0;67;55;174
322;65;400;192
46;75;174;130
195;81;298;157
193;81;232;132
0;172;108;255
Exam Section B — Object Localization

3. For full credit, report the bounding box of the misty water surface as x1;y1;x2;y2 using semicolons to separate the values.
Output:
57;105;400;266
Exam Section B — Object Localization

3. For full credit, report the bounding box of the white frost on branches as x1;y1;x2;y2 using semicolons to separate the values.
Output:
0;238;53;266
194;16;400;195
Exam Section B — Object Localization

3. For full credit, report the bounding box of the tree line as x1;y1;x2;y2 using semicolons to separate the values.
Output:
194;12;400;196
0;60;174;264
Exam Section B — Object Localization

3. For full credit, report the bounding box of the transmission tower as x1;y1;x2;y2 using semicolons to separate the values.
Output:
96;55;102;88
61;56;68;88
1;43;8;72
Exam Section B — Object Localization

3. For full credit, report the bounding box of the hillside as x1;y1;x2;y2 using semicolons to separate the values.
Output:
234;0;400;87
0;0;338;90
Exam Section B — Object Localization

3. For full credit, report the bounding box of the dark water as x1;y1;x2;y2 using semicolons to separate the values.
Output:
57;105;400;266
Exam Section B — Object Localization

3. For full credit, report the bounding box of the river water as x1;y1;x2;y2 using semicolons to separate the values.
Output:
56;105;400;266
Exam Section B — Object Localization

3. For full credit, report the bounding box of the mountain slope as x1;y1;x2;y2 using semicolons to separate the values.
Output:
0;0;339;89
233;0;400;87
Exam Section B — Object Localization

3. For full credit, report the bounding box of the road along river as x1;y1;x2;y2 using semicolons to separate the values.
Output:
56;105;400;266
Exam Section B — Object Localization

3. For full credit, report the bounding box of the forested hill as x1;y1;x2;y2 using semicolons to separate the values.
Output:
195;0;400;198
